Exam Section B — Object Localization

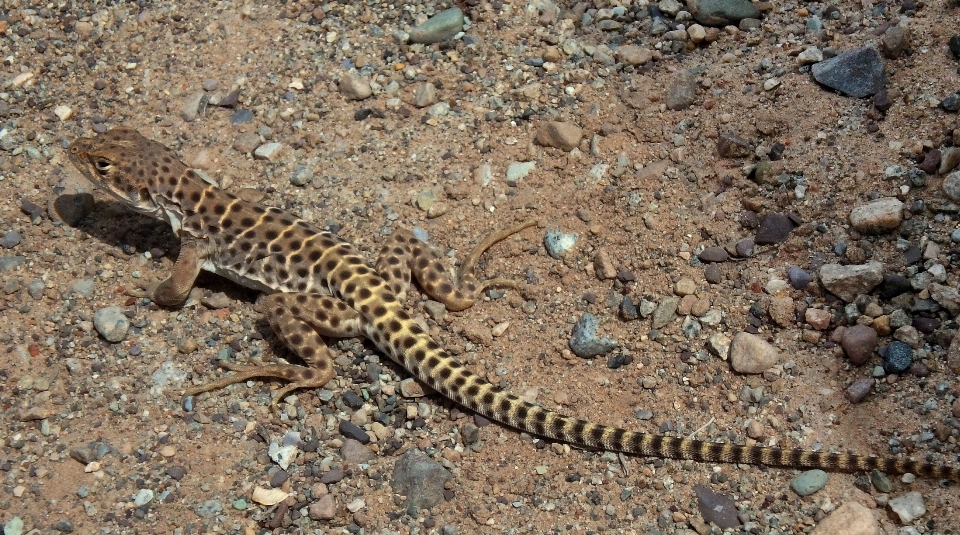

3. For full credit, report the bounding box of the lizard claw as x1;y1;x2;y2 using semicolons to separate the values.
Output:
124;277;161;300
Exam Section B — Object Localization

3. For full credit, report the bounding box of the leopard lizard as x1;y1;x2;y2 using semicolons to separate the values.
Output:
67;127;959;480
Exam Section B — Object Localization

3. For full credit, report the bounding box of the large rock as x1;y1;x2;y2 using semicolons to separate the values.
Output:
811;47;886;98
819;262;884;302
810;502;879;535
729;332;779;374
535;121;583;151
691;0;760;26
391;449;451;513
848;198;902;234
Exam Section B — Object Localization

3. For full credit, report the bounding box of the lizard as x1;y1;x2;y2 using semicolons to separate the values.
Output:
67;126;959;481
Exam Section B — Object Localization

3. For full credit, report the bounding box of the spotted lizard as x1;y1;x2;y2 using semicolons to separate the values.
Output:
67;127;959;481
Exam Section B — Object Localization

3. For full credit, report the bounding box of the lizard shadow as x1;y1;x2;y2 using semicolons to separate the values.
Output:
71;197;260;303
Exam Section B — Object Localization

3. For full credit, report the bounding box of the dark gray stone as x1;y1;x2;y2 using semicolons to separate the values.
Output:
787;267;812;289
811;47;886;98
693;0;760;26
883;341;913;374
391;449;452;512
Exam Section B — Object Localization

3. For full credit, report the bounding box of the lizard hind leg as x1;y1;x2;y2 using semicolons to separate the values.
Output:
376;219;538;312
185;293;362;406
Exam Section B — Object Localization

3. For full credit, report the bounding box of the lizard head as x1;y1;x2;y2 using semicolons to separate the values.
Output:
67;127;167;219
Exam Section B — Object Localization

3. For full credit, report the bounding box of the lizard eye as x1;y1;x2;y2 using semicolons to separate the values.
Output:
94;159;112;174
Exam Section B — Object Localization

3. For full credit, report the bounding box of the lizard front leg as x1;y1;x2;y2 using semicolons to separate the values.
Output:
185;293;362;406
128;237;210;306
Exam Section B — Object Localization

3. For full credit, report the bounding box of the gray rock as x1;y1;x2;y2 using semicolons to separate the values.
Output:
942;171;960;201
179;92;204;122
0;256;25;270
942;93;960;112
2;517;24;535
195;499;222;518
870;469;892;493
569;313;617;358
840;325;878;365
693;0;760;25
929;283;960;314
734;238;755;257
27;280;45;299
651;296;680;329
811;47;886;98
289;165;314;187
71;279;96;299
0;230;21;249
791;470;828;496
666;70;697;110
693;485;739;529
51;519;74;533
819;262;884;302
848;198;902;234
391;448;452;512
506;161;536;182
93;306;130;343
253;142;283;161
729;332;779;374
888;491;926;523
409;8;464;44
787;267;812;289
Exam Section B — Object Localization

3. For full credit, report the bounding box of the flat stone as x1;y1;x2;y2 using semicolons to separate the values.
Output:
881;21;910;58
768;296;795;327
810;502;879;535
791;469;828;497
848;198;902;234
819;262;884;302
534;121;583;151
614;45;653;66
409;7;464;44
699;246;730;263
755;213;795;245
888;491;926;523
693;485;739;529
729;332;779;374
253;142;283;161
811;47;886;98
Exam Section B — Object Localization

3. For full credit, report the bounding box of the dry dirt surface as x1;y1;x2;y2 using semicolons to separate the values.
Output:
2;0;960;533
